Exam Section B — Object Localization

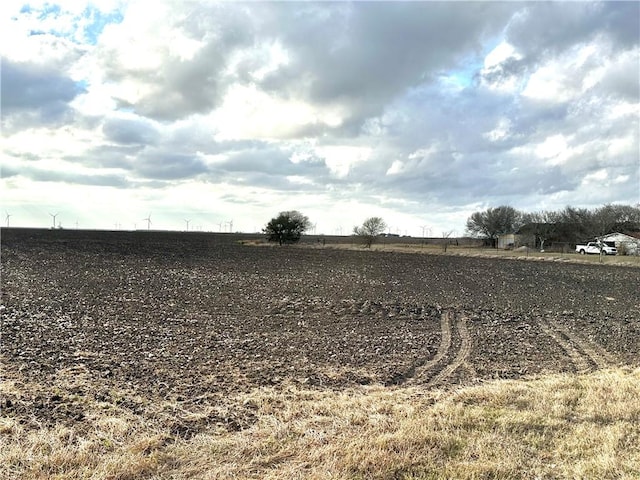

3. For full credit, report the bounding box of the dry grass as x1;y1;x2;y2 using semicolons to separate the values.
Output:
2;367;639;479
326;242;640;267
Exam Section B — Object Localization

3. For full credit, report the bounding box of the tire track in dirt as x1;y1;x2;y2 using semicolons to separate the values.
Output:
391;309;452;385
539;322;591;372
396;309;473;387
409;309;453;382
552;322;618;369
540;320;617;372
428;311;472;387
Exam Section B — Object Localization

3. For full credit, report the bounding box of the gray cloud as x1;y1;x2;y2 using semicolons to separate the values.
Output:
102;117;160;145
601;2;640;47
95;2;517;128
2;163;129;188
0;58;84;128
506;2;639;63
133;151;208;180
480;56;528;89
68;144;141;170
597;54;640;100
254;2;517;135
219;147;326;175
98;4;255;121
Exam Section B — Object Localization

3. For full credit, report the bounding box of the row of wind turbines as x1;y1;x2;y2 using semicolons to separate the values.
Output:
4;211;63;229
3;212;235;232
139;214;233;232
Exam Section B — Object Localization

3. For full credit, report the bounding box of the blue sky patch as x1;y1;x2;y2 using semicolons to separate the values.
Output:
37;3;61;20
82;6;124;44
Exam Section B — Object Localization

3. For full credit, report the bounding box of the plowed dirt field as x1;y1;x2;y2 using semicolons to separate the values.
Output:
1;229;639;433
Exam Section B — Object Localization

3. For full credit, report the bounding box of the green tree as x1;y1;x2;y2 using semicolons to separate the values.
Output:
263;211;311;245
353;217;387;248
465;206;523;247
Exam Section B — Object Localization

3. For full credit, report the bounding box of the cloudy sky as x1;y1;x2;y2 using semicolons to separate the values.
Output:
1;1;638;235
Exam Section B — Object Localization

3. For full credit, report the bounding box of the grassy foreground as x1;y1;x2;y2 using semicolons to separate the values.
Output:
1;368;639;479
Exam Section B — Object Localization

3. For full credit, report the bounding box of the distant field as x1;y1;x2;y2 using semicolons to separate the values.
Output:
250;233;640;267
1;229;639;479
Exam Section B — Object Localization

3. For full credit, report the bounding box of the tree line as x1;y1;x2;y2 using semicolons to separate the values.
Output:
262;204;640;249
465;204;640;248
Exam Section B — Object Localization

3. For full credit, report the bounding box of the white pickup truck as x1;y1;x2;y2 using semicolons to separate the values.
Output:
575;242;617;255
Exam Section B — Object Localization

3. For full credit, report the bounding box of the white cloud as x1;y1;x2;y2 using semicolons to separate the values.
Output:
613;175;630;184
522;61;577;102
2;125;98;158
581;169;608;185
484;118;512;142
386;160;404;175
535;135;570;164
210;85;343;141
484;41;519;69
316;145;372;178
607;135;635;157
522;41;636;103
607;102;639;120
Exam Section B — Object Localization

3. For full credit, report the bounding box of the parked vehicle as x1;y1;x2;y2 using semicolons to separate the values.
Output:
575;242;617;255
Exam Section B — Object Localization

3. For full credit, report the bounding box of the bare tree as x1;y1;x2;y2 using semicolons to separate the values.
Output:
592;204;640;236
353;217;387;248
521;211;561;251
441;230;455;252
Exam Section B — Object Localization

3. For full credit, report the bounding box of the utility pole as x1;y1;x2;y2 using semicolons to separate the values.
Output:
420;225;431;248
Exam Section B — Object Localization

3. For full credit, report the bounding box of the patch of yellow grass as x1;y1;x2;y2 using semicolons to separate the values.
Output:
2;368;639;479
324;242;640;267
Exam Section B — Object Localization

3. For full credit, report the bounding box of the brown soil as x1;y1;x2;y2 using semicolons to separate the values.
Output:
1;229;639;433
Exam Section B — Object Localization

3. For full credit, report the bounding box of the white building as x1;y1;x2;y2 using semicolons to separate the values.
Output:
598;232;640;256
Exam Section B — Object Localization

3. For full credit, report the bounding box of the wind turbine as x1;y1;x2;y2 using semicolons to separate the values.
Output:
5;211;11;227
226;220;233;233
143;213;152;231
49;212;59;229
184;219;190;231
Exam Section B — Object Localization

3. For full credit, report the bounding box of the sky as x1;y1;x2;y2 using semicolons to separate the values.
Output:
1;1;639;236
